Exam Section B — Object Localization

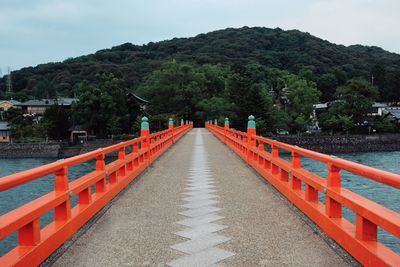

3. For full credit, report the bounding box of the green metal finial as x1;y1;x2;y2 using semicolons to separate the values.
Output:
247;115;256;129
168;118;174;126
141;116;149;130
224;117;229;126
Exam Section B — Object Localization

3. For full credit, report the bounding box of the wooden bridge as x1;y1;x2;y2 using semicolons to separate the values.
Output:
0;116;399;266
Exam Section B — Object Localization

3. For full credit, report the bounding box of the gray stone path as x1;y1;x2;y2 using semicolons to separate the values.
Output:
167;129;235;267
53;128;350;267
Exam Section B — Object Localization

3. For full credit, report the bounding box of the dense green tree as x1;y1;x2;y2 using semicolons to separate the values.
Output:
2;27;400;105
41;105;71;140
317;73;338;102
284;74;321;131
33;79;57;99
73;82;116;137
136;62;231;124
336;79;378;122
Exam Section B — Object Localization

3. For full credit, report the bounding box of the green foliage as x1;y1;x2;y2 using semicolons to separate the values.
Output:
3;108;46;141
33;79;57;99
2;27;400;138
137;62;232;123
41;105;71;140
337;114;354;133
373;116;394;133
2;27;400;104
336;79;378;122
73;81;117;137
285;74;320;118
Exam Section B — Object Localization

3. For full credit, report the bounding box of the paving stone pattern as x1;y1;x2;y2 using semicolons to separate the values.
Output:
168;129;235;267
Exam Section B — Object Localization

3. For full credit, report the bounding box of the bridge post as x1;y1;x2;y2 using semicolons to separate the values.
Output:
141;116;150;165
181;118;184;126
186;120;188;125
214;119;218;125
224;117;229;142
169;118;175;143
247;115;256;164
54;166;71;221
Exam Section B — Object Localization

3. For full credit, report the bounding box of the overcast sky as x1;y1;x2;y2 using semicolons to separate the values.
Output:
1;0;399;75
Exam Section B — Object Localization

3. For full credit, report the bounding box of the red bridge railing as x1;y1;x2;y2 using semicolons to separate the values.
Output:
206;117;399;267
0;117;193;267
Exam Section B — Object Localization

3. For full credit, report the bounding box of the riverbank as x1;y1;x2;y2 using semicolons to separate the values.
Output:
0;139;120;159
277;134;400;153
0;134;399;158
0;142;61;158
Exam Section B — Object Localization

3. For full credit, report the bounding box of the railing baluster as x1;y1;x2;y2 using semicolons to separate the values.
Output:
96;154;106;192
18;219;40;246
54;166;71;221
291;152;301;190
356;215;377;241
326;164;342;218
118;147;126;178
271;144;279;175
79;187;91;204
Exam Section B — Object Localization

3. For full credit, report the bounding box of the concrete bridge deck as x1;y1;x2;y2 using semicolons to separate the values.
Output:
52;129;350;266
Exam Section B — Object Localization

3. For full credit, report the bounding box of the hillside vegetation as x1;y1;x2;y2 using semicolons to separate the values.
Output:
1;27;399;138
1;27;399;102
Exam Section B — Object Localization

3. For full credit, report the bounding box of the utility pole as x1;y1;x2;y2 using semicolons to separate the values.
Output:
6;67;12;96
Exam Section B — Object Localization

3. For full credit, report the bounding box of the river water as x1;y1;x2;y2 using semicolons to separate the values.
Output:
0;152;399;256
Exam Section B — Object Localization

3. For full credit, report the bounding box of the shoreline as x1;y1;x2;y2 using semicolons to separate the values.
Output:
0;134;399;158
277;134;400;154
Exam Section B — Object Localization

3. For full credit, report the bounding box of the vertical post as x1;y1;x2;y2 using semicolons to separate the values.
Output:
356;215;377;241
214;119;218;126
54;166;71;221
118;146;126;177
181;118;184;126
271;144;279;175
141;116;150;165
169;117;175;143
224;117;229;143
96;153;106;192
326;163;342;218
18;219;40;246
291;152;301;188
247;115;256;164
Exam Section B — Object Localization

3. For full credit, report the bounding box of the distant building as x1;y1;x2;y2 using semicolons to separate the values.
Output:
126;92;149;117
16;98;78;115
0;122;11;142
0;99;21;111
384;107;400;125
371;102;389;116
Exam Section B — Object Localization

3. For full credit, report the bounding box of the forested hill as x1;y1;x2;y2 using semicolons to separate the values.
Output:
1;26;400;101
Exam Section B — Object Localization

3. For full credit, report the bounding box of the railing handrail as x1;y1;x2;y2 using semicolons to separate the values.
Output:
0;125;191;192
0;136;146;192
206;121;399;267
221;126;400;189
0;120;193;266
253;134;400;189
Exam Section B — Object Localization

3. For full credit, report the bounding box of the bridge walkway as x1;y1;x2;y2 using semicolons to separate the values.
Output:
53;128;349;266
